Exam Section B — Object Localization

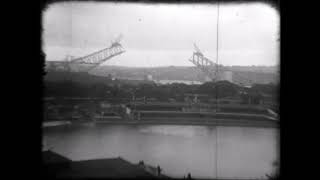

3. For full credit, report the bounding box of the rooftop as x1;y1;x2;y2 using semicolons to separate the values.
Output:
43;151;164;179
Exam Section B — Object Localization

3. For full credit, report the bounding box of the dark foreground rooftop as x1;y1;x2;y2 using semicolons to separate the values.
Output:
43;151;276;180
43;150;72;164
43;150;168;179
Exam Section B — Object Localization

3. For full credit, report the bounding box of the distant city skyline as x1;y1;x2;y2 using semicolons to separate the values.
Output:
43;2;279;67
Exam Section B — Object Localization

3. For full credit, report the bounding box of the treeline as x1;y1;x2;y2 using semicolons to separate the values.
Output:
45;80;129;98
44;80;279;102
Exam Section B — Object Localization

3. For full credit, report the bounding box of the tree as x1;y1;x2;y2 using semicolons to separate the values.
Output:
197;81;240;98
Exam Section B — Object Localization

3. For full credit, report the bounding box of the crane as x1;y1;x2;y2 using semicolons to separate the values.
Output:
189;43;217;81
188;43;254;85
46;34;125;73
68;34;125;71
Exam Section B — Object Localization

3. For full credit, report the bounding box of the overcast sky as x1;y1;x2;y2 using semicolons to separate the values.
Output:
43;2;279;67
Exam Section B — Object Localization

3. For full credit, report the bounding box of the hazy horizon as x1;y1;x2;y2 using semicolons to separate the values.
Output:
43;2;280;67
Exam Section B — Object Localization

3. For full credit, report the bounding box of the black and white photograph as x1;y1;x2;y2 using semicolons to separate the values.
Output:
42;0;280;179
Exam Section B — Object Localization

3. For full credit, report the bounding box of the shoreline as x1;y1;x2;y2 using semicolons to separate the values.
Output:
94;119;279;128
43;118;279;128
43;121;71;127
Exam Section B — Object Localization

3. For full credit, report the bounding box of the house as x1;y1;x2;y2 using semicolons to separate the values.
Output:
43;150;72;178
43;151;160;179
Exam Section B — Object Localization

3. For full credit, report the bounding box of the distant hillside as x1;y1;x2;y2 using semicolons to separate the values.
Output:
44;71;112;85
44;71;154;86
92;66;205;81
226;65;278;73
44;65;279;86
92;65;279;85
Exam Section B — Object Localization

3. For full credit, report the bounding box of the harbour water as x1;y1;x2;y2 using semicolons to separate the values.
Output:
43;124;279;179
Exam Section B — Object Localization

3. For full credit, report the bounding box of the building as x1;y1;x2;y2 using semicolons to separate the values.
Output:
204;76;212;82
223;71;233;82
43;150;72;178
155;79;202;85
43;150;160;179
144;74;153;81
202;71;233;83
217;70;233;83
